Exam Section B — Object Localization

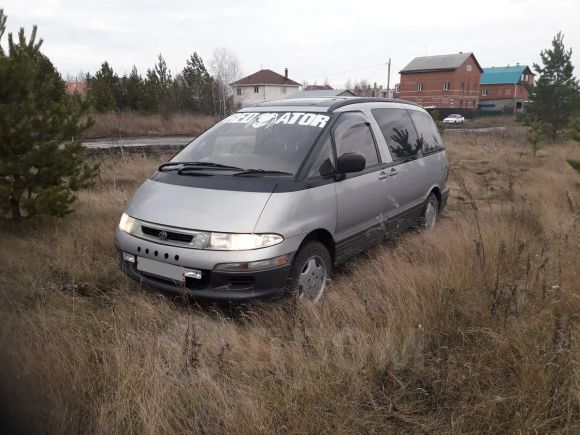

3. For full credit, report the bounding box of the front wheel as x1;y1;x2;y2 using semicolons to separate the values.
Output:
421;193;439;230
287;241;332;303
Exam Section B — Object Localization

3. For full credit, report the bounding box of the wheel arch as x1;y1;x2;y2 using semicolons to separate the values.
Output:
298;228;336;263
428;186;442;208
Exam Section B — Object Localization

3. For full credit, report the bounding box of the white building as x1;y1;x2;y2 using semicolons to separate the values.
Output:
231;68;301;108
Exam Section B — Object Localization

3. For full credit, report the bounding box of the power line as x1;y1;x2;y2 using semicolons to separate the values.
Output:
303;62;387;82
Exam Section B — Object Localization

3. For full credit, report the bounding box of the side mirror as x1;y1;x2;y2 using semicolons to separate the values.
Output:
336;153;366;175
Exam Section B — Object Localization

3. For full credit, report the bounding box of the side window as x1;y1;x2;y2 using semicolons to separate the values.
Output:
307;132;335;178
408;110;444;154
371;108;421;162
332;112;379;168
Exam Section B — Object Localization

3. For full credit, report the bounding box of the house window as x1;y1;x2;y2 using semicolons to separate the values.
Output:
524;74;529;82
417;82;424;92
443;81;450;91
254;86;259;93
482;88;488;96
467;65;472;72
281;86;287;94
236;87;241;96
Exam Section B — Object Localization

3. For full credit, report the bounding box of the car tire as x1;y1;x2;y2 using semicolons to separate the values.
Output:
421;193;439;230
287;241;332;303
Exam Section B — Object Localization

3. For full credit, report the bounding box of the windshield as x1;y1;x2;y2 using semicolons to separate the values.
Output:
172;112;330;174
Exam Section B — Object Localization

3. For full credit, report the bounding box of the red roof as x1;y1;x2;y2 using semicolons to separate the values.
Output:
231;69;300;86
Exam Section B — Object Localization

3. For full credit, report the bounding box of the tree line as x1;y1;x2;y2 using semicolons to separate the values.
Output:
86;49;241;116
1;4;578;222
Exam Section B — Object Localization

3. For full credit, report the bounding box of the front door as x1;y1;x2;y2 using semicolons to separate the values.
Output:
332;111;389;262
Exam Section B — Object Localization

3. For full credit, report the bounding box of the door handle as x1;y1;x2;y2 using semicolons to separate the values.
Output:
378;171;389;180
389;168;399;177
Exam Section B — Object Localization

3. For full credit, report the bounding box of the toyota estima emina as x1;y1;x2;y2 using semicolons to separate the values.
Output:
116;97;449;302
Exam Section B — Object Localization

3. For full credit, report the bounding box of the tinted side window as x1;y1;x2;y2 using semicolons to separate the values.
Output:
371;108;421;162
332;112;379;168
408;110;444;154
307;132;335;178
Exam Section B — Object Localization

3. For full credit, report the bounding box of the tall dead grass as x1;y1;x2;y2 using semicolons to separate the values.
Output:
84;112;218;139
0;131;579;433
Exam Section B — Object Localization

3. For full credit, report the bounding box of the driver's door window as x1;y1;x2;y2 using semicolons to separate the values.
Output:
332;112;380;169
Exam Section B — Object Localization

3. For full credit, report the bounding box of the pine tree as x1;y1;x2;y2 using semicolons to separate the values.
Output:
143;54;172;114
527;118;547;158
569;117;580;142
87;61;119;112
182;52;213;113
0;10;99;221
527;32;580;140
125;66;145;112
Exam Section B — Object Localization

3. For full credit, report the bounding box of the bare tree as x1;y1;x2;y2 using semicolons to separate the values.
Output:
209;47;241;116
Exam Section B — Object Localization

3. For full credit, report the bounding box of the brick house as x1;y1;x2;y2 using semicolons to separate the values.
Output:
395;52;483;111
479;65;535;112
65;80;87;97
231;69;300;108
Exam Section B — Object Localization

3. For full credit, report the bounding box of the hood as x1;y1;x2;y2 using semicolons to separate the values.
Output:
125;179;275;233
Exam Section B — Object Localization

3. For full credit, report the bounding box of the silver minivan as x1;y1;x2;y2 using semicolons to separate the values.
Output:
115;97;449;302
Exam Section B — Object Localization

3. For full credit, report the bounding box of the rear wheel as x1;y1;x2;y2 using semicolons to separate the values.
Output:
422;193;439;230
288;241;332;303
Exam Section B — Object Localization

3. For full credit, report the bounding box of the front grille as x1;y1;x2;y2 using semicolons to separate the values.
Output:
141;225;194;243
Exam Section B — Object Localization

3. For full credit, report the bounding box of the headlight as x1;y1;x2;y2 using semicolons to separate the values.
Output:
206;232;283;250
119;213;138;235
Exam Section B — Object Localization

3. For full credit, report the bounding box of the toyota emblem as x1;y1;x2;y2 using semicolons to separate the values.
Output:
158;231;168;240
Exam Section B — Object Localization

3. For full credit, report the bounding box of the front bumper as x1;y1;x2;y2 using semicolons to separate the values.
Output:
115;229;300;301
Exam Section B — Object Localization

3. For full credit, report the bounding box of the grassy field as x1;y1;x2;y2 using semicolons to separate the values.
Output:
0;128;579;433
84;112;218;138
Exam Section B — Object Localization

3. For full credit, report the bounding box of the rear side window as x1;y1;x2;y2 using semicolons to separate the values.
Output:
371;108;422;163
408;110;444;154
332;112;379;168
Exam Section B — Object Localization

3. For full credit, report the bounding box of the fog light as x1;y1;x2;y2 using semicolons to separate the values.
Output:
214;255;288;272
122;252;136;263
184;270;202;280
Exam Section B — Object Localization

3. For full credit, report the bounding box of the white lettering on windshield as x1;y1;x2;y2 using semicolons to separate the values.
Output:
223;112;329;129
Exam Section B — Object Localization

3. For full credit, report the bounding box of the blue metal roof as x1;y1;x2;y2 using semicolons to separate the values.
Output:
480;65;531;85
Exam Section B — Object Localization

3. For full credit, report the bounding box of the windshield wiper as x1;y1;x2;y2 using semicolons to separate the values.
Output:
158;161;244;172
233;169;294;177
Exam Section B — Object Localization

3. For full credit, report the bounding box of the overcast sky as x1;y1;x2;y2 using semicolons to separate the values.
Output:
2;0;579;88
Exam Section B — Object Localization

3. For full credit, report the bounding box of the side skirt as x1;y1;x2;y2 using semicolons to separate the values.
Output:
334;203;424;265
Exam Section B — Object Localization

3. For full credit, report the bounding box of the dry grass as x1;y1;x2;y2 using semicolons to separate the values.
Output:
84;112;219;139
0;130;579;433
461;115;520;129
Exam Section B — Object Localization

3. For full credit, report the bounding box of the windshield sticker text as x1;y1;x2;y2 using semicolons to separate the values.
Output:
223;112;329;129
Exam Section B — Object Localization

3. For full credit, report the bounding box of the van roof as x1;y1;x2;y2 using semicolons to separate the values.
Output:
240;97;423;113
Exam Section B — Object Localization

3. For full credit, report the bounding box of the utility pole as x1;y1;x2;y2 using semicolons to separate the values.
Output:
387;58;391;97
